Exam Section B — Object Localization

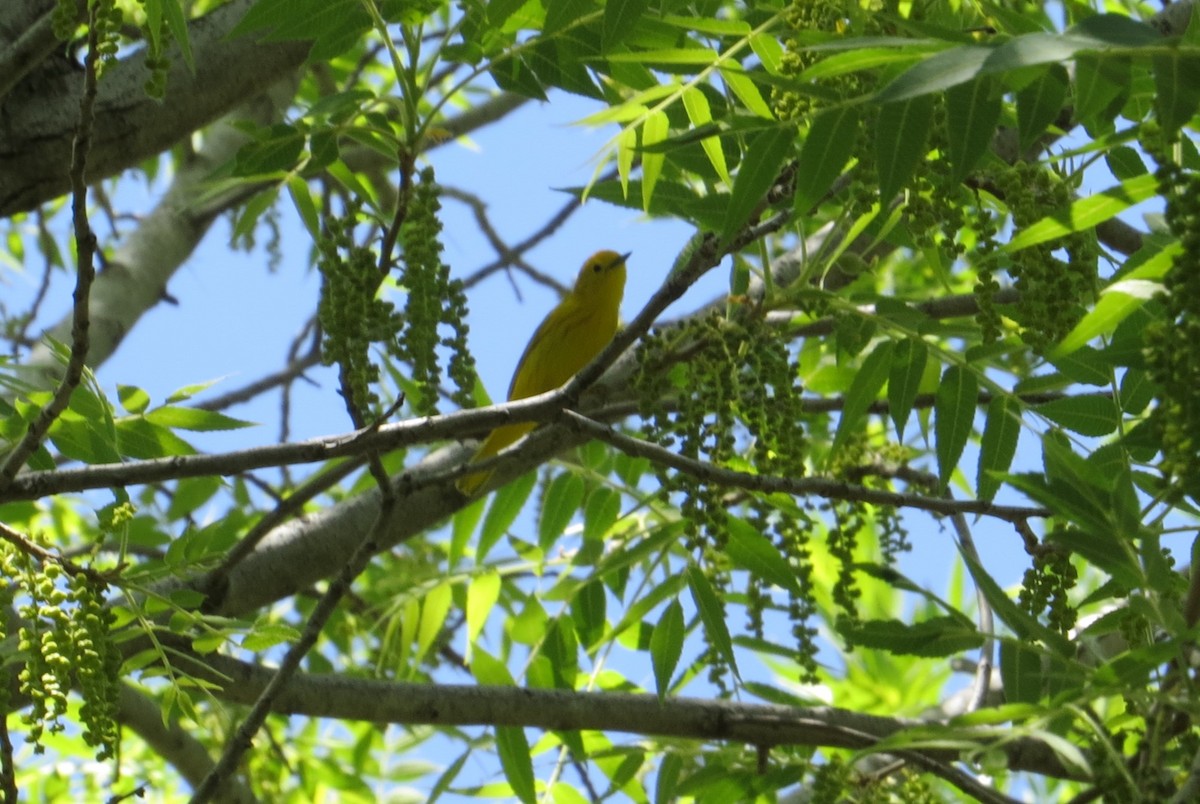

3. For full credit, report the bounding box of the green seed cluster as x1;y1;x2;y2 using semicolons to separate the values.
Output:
92;0;122;67
827;503;863;637
905;99;970;257
809;755;853;803
635;311;809;524
69;573;121;759
396;167;477;415
771;0;878;122
51;0;78;40
0;550;15;721
1017;538;1078;636
993;163;1097;351
1143;134;1200;498
16;557;73;751
135;0;173;97
759;507;820;681
971;209;1005;343
317;201;403;416
7;547;121;760
635;312;817;677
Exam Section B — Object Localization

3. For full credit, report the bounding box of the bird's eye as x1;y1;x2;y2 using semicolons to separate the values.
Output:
592;263;602;272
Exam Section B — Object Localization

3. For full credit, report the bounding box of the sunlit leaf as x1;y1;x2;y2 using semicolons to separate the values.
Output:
876;95;934;201
650;600;684;697
794;105;859;212
978;396;1021;502
721;124;794;239
935;365;977;490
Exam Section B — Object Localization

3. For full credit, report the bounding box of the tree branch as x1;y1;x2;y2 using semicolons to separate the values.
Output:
0;6;100;487
157;649;1082;783
117;684;257;804
0;0;310;216
558;411;1050;524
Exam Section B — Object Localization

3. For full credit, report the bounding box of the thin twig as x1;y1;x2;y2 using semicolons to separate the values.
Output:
948;502;995;714
190;478;398;803
0;7;102;488
0;522;116;586
558;411;1049;524
203;457;365;596
196;342;321;412
0;704;16;804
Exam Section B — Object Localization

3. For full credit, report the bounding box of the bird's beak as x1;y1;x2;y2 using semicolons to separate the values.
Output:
615;251;631;268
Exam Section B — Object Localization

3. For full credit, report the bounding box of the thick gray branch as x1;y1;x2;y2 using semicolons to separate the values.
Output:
0;0;309;217
180;650;1081;782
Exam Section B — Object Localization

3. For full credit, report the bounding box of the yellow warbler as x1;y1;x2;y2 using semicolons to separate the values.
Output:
457;250;629;495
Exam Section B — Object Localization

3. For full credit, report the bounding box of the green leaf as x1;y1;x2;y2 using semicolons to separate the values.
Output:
661;15;750;36
1153;53;1200;133
799;48;925;82
640;111;669;211
471;647;515;686
241;622;301;652
287;175;321;241
794;105;859;213
115;417;196;459
1000;640;1048;705
606;47;720;65
944;77;1000;182
478;471;538;562
721;125;795;240
832;340;894;458
416;582;453;665
978;396;1021;502
1119;368;1155;415
935;365;978;491
650;600;684;697
539;472;584;551
874;45;992;104
682;87;730;185
155;0;194;72
1106;145;1148;181
487;0;528;26
887;338;926;440
465;571;502;662
451;496;485;566
145;406;256;431
1047;526;1142;590
1016;64;1069;151
1073;54;1129;125
1069;13;1163;47
166;476;222;520
1003;174;1158;254
165;378;222;403
117;384;151;415
687;566;739;680
544;0;592;35
603;0;649;51
491;54;549;101
725;514;801;594
572;580;606;649
496;726;537;804
1053;276;1168;358
230;0;371;61
655;753;683;804
719;68;774;120
1034;395;1120;437
840;616;982;657
582;486;621;542
875;95;934;201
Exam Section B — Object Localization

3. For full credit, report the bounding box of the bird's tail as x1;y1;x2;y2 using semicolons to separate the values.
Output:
456;422;536;495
